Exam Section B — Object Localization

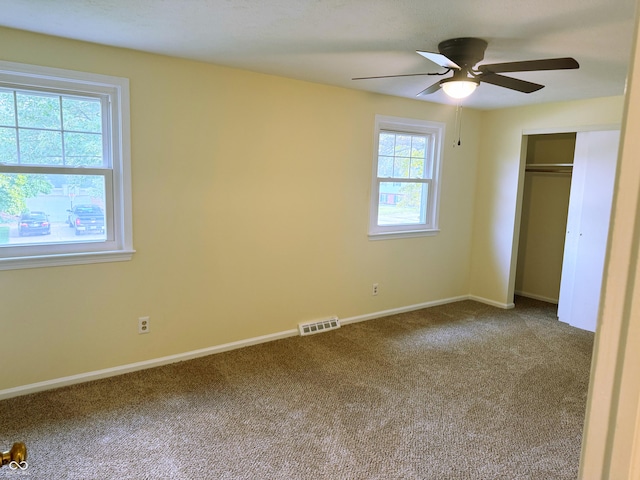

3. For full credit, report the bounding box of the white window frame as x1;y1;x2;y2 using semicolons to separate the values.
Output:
368;115;444;239
0;61;134;270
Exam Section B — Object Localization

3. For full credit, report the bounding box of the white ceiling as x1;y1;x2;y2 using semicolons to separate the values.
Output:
1;0;637;110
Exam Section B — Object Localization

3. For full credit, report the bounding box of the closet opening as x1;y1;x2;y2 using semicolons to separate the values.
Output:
515;132;576;306
513;128;620;332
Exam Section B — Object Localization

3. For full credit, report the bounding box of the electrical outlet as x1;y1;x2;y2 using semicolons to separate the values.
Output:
372;283;379;296
138;316;150;334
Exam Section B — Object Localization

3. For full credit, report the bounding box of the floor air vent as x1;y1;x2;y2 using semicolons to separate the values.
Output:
298;317;340;336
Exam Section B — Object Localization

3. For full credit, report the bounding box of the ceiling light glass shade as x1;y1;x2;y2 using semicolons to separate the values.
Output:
441;79;479;99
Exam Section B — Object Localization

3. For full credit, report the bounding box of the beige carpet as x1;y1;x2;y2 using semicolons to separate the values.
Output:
0;297;593;479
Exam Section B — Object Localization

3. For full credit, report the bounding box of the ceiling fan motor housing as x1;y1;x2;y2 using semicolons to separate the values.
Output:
438;37;488;70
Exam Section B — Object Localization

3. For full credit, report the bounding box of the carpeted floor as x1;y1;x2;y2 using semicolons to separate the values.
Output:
0;297;594;479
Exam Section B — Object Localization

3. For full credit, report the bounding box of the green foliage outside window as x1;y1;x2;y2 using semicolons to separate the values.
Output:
0;174;52;219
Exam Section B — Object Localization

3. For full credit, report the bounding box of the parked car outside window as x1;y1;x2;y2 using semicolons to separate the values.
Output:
67;205;106;235
19;211;51;236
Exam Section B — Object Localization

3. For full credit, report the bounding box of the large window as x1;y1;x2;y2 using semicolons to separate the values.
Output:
369;115;444;238
0;61;133;269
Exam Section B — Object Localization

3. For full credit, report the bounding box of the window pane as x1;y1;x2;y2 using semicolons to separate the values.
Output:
62;97;102;133
16;92;61;130
0;127;18;163
0;173;106;246
393;156;410;178
0;91;15;126
395;135;412;156
64;132;103;167
377;155;393;177
19;129;63;165
378;133;395;156
410;158;425;178
377;181;428;226
411;136;426;159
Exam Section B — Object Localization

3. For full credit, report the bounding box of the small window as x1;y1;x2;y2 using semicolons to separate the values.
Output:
0;61;133;270
369;115;444;239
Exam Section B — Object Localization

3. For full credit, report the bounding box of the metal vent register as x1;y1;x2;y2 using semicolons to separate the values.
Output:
298;317;340;336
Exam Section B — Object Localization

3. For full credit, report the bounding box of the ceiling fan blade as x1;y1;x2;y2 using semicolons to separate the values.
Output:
352;72;444;80
478;57;579;74
416;81;442;96
479;73;545;93
416;50;461;70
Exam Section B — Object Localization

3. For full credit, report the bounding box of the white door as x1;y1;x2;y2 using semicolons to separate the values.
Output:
557;130;620;332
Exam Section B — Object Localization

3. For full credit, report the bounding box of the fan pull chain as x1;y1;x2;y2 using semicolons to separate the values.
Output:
454;104;463;147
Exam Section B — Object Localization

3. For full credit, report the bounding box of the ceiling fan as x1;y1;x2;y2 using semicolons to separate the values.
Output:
353;37;579;99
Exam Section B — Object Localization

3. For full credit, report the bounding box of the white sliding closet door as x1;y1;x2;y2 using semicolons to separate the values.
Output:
557;130;620;332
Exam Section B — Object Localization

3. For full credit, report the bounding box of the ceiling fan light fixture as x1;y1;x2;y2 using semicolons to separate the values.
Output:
441;77;479;99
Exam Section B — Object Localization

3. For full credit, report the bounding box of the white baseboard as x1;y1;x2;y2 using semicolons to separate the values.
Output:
514;290;559;305
467;295;515;309
340;295;470;326
0;329;298;401
0;293;506;400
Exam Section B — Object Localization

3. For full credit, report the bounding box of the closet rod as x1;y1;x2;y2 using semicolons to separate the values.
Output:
525;163;573;174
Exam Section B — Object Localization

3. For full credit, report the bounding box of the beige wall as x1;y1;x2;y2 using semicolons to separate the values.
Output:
0;27;481;391
469;96;624;307
515;174;572;302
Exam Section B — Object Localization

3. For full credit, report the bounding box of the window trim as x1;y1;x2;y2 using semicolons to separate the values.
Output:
0;60;134;270
368;115;444;240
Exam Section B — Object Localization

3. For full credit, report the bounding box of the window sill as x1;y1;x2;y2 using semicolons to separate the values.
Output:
368;229;440;240
0;249;136;271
